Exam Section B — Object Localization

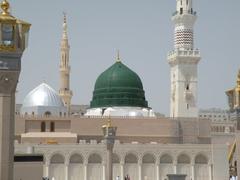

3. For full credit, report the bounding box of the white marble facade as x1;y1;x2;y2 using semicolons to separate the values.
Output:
15;142;228;180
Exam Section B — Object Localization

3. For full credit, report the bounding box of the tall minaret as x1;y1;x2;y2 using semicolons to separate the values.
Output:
59;13;72;115
168;0;201;118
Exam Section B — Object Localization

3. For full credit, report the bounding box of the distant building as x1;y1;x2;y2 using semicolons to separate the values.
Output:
199;108;230;122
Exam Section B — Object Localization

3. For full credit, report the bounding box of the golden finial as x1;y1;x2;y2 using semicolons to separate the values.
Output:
107;117;112;127
116;50;121;62
1;0;10;15
102;116;112;128
237;69;240;87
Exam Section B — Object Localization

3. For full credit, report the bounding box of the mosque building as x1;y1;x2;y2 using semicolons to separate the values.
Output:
13;0;230;180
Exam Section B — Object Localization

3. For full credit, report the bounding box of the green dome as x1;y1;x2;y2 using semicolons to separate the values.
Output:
90;61;148;108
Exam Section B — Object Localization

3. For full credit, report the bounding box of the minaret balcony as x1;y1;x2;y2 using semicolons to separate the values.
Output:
59;89;73;96
168;49;200;58
172;10;197;17
60;66;70;72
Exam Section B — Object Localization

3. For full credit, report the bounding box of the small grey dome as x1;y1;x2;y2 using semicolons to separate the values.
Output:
22;83;64;108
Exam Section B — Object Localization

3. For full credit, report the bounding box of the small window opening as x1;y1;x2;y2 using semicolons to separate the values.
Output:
180;8;183;14
45;111;51;117
41;122;46;132
50;122;55;132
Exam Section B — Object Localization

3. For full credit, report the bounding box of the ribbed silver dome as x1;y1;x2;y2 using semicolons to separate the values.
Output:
22;83;64;107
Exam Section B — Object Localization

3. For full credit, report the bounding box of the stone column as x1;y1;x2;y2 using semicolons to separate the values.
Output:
208;163;212;180
65;162;69;180
0;1;31;178
43;162;49;178
120;162;124;180
102;120;117;180
106;149;113;180
103;163;106;180
173;160;177;174
0;70;19;180
191;163;195;180
138;163;142;180
84;162;88;180
156;163;160;180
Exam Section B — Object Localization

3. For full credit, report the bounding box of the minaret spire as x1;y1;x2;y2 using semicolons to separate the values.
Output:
59;13;72;115
62;12;68;39
168;0;201;118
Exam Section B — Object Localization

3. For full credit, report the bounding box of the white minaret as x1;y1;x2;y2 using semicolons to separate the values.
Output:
59;13;72;115
168;0;201;118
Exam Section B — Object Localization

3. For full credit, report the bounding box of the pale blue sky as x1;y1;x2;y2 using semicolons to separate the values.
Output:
12;0;240;115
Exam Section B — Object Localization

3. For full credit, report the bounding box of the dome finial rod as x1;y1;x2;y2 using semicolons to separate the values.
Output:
116;50;121;62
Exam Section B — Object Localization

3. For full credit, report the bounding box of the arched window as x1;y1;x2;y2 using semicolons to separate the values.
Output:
50;154;64;164
195;154;208;164
125;153;138;164
177;154;190;164
113;153;120;164
180;8;183;14
88;153;102;164
142;154;155;164
41;122;46;132
50;122;55;132
70;154;83;164
45;111;51;117
160;154;173;164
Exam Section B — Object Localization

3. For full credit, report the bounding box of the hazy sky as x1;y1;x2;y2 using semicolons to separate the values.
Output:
11;0;240;115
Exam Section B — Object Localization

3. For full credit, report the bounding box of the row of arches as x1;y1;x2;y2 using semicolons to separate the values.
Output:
49;153;209;165
46;153;210;180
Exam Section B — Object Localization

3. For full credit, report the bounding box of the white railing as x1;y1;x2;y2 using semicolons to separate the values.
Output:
168;49;200;57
